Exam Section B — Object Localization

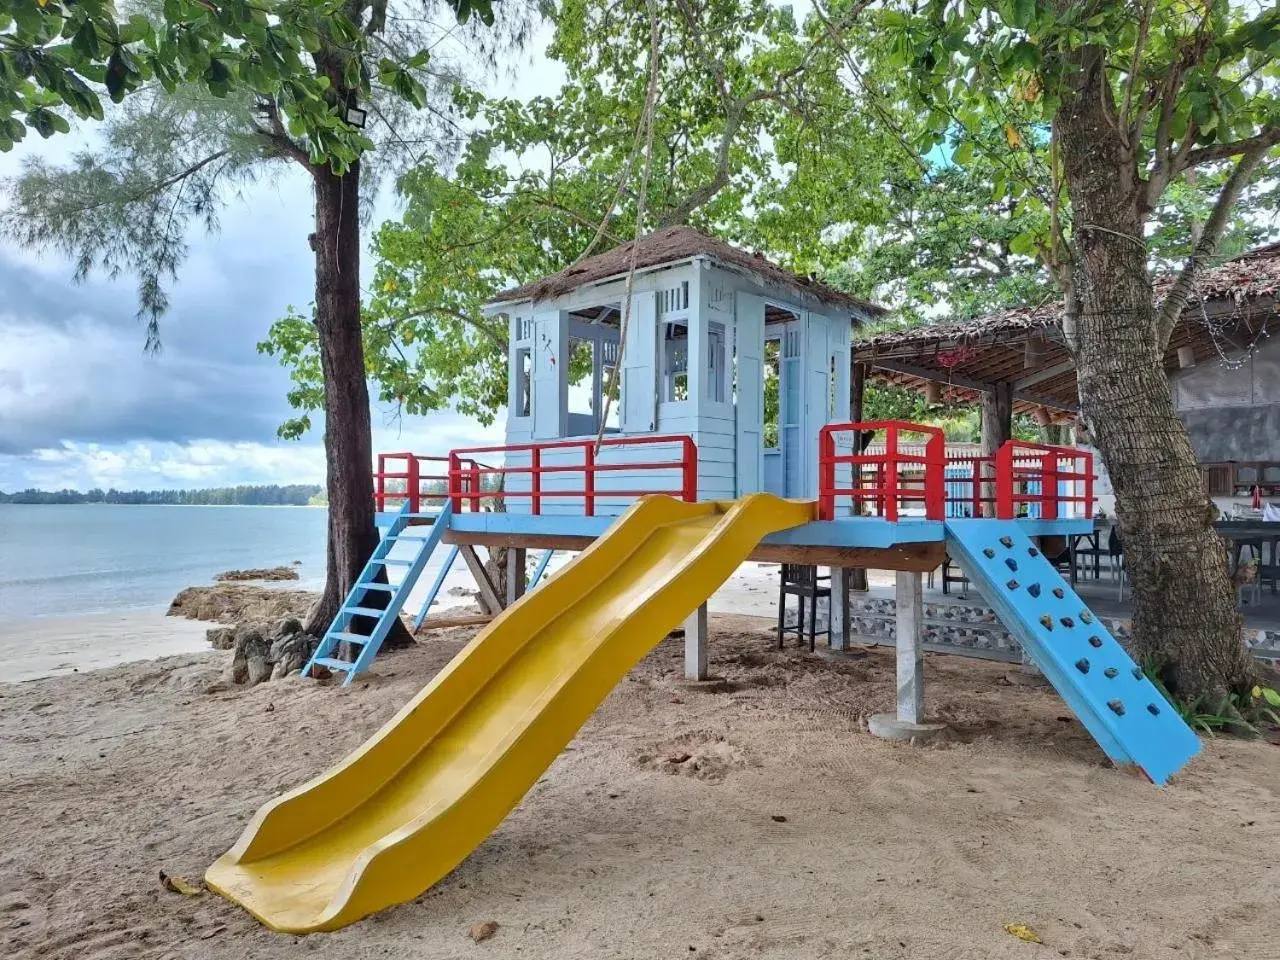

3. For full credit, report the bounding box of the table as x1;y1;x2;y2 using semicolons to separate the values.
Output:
1214;521;1280;594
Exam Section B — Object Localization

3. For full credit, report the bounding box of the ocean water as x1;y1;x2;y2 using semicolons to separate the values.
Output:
0;504;331;618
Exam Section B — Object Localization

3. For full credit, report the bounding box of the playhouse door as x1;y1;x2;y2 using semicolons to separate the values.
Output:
761;323;801;498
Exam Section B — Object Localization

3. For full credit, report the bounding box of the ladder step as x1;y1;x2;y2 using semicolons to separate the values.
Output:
372;558;414;567
312;657;355;671
343;605;386;618
356;582;397;592
330;632;371;646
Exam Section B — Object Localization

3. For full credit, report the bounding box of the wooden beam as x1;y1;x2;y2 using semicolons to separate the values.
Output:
506;547;526;607
450;528;947;572
1013;358;1076;390
870;358;1078;412
750;541;945;571
459;544;504;615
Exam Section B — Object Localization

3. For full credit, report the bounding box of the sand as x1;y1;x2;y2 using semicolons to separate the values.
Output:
2;614;1277;960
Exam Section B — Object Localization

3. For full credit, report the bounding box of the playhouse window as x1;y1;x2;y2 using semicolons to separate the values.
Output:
706;321;726;403
763;337;781;448
663;321;689;402
515;347;532;418
566;338;595;416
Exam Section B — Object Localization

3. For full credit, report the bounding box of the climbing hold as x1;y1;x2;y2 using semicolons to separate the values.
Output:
1006;579;1019;590
1080;611;1094;624
1005;558;1018;572
1027;546;1039;557
1027;583;1041;598
1108;699;1126;716
1147;703;1160;716
1104;667;1118;678
1039;614;1054;631
1052;587;1065;599
1075;658;1090;674
1131;666;1143;680
1060;616;1075;629
983;547;996;559
999;536;1013;548
1088;636;1103;648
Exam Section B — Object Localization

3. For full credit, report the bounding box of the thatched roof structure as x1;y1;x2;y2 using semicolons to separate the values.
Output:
854;243;1280;421
486;226;885;318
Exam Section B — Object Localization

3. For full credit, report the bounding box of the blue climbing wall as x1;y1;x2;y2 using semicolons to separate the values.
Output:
945;519;1201;785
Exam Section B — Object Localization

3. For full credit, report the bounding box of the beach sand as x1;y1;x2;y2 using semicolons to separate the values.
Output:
2;613;1277;960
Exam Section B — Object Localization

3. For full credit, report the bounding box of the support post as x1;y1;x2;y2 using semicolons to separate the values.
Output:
683;602;709;680
829;566;852;651
459;544;504;615
980;381;1013;516
868;569;943;741
506;547;527;607
895;570;924;723
848;361;870;590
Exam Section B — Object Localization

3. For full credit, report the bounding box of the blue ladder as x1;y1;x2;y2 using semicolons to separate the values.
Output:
945;519;1200;784
305;500;452;685
412;544;460;630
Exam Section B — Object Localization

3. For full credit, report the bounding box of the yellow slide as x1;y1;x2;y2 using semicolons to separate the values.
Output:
206;493;812;933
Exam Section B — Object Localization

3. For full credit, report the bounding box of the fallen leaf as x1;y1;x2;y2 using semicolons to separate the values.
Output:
159;871;203;896
770;814;788;823
1003;922;1042;944
469;920;499;943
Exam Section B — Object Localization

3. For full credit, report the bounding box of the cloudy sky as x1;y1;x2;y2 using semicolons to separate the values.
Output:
0;30;564;493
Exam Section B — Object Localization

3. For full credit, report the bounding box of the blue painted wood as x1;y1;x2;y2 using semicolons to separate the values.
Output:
945;518;1200;785
528;549;556;589
304;501;453;685
411;543;460;630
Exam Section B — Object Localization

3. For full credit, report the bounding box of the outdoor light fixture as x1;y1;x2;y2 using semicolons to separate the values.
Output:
346;105;368;128
1177;345;1196;369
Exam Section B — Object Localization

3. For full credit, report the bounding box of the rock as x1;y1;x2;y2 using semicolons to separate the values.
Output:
206;626;235;650
168;584;318;625
214;566;300;583
273;616;303;639
468;921;499;943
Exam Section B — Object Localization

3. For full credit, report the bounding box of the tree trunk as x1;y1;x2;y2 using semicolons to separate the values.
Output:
304;162;413;650
1056;48;1254;698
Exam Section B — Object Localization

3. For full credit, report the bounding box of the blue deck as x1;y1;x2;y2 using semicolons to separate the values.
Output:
381;509;1093;548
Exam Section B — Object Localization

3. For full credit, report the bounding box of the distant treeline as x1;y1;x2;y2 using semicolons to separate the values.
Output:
0;484;324;506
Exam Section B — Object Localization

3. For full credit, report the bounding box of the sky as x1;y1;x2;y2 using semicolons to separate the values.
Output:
0;24;566;493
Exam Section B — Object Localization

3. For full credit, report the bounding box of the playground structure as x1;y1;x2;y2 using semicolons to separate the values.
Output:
205;421;1201;934
205;233;1204;932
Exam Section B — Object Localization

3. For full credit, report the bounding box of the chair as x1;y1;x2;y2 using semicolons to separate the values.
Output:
1109;526;1128;601
1073;530;1107;581
777;564;831;652
939;557;968;596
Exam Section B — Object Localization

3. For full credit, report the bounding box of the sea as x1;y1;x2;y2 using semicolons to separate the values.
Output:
0;504;330;619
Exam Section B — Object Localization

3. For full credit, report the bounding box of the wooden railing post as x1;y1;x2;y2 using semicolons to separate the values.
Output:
531;447;542;516
584;444;596;517
884;424;899;523
681;436;698;503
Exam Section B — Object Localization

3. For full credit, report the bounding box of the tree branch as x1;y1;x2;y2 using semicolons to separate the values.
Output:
1155;142;1275;347
1182;128;1280;169
252;98;313;170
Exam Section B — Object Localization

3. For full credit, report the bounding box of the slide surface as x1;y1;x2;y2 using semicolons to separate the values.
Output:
206;493;813;932
946;519;1200;784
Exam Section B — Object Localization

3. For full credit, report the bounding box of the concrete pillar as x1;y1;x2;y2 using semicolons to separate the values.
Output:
829;566;852;651
895;570;924;723
505;547;526;607
684;602;709;680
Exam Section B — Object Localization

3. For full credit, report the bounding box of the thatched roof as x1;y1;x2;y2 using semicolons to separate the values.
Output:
486;225;885;318
853;242;1280;422
858;242;1280;353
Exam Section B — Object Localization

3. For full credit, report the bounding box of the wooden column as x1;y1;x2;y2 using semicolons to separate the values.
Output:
979;381;1013;517
683;602;709;680
895;570;925;724
505;547;527;607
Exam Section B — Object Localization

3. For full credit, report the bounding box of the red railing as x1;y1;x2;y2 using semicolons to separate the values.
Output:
445;435;697;516
944;453;996;518
374;452;485;514
995;441;1094;520
818;421;946;522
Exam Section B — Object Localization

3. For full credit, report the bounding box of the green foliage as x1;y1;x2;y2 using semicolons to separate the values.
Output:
1140;654;1280;737
0;483;322;505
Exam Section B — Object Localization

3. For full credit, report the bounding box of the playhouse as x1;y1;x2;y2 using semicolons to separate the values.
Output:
480;226;883;511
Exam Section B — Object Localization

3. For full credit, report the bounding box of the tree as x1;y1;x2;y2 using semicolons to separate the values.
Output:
1;0;526;642
862;0;1280;697
262;0;905;432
